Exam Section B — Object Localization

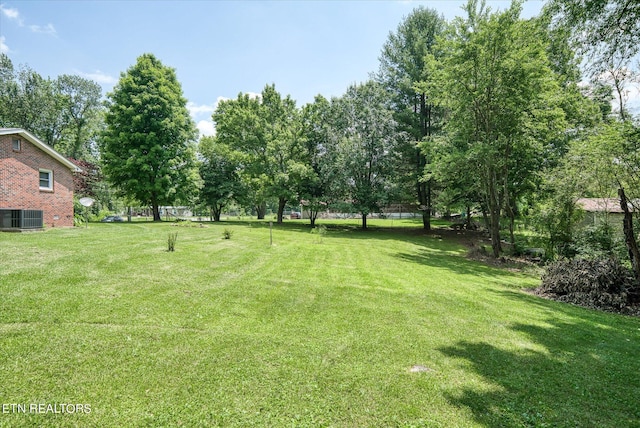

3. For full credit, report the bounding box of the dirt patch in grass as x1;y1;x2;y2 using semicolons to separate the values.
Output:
408;365;435;373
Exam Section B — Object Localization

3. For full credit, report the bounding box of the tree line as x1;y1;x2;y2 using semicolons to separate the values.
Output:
0;54;103;160
1;0;639;275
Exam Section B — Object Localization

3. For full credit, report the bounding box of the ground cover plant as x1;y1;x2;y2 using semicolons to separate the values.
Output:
1;220;639;427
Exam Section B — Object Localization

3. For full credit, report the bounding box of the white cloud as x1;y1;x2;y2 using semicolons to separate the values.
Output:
189;93;261;137
29;23;56;35
197;119;215;137
0;4;23;25
78;70;117;85
0;36;9;53
187;97;231;137
1;5;55;35
187;101;216;117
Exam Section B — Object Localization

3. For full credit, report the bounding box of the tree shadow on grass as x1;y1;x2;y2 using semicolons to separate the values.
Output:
394;244;520;280
438;291;640;427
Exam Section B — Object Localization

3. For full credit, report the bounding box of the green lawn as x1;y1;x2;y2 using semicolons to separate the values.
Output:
1;220;639;427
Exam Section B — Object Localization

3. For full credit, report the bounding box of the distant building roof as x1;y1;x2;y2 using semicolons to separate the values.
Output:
0;128;81;172
576;198;633;213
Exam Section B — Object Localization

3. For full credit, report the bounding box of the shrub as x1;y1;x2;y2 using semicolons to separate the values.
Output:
537;258;637;312
167;232;178;252
89;209;113;223
74;213;86;227
531;194;583;260
222;228;233;239
575;222;626;260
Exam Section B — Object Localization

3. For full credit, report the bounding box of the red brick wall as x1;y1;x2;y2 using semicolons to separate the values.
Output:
0;134;75;227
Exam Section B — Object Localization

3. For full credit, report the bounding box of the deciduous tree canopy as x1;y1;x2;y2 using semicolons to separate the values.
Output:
101;53;198;221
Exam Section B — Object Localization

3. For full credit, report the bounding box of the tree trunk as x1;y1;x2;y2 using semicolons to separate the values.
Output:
619;187;640;281
465;205;472;229
212;204;222;222
508;211;515;245
416;92;432;231
502;141;515;245
255;202;266;220
309;210;318;228
421;208;431;230
277;197;287;224
481;204;490;231
418;179;431;231
505;186;516;245
488;170;502;258
362;213;368;230
152;204;161;222
490;209;501;258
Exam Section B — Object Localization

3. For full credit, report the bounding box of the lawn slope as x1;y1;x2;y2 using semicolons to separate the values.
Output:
0;221;638;427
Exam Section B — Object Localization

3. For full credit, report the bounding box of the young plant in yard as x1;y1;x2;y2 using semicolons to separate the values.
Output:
222;228;233;239
167;231;178;251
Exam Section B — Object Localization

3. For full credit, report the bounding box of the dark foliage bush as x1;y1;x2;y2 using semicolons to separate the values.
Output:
575;222;626;260
537;258;638;312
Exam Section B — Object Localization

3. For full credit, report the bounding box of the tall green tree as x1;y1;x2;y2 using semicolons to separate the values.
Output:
261;84;307;224
198;136;244;221
101;53;198;221
299;95;341;227
0;58;66;147
212;92;268;219
333;81;401;230
0;54;104;159
212;84;306;223
429;0;562;257
377;7;446;230
57;74;103;160
545;0;640;66
546;0;640;275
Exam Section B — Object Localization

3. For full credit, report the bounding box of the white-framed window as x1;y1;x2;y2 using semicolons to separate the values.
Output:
39;169;53;191
12;138;21;151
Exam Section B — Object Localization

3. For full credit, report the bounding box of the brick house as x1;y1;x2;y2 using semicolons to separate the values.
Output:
0;128;81;228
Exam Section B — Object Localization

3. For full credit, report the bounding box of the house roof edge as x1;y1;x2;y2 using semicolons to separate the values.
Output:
0;128;82;172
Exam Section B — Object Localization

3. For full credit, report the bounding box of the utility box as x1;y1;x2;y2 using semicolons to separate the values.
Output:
0;209;44;230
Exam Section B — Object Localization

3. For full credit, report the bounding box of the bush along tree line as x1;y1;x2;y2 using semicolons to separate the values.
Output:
2;1;640;283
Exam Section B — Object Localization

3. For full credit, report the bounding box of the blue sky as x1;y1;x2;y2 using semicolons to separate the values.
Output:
1;1;546;135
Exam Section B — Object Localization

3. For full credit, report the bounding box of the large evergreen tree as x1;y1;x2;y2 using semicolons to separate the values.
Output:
101;53;198;221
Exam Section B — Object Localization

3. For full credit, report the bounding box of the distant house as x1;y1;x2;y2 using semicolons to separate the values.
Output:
0;128;81;229
576;198;634;226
